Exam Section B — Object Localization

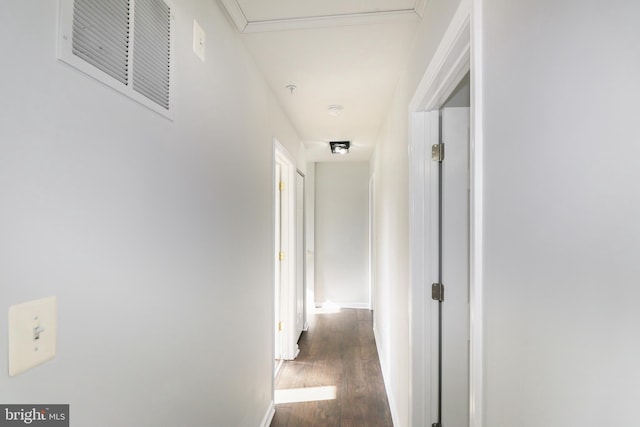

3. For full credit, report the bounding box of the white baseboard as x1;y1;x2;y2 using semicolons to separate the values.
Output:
373;326;401;427
316;301;371;310
260;401;275;427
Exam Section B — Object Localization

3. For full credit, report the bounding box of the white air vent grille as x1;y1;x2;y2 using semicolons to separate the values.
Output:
59;0;173;117
132;0;171;109
72;0;131;85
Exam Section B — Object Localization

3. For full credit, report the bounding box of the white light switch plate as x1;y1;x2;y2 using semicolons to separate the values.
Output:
193;19;205;62
8;296;57;376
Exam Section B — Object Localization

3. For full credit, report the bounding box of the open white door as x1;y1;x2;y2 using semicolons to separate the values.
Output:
274;163;283;360
295;171;305;338
409;107;470;427
274;140;300;361
440;107;470;427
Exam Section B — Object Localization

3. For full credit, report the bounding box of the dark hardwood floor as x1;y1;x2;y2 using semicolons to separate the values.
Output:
271;308;393;427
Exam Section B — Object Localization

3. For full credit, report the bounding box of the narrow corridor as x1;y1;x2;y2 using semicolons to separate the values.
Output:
271;309;393;427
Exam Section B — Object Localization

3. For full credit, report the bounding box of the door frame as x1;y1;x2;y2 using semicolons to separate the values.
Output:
296;169;308;334
408;1;485;426
369;173;375;312
274;139;300;361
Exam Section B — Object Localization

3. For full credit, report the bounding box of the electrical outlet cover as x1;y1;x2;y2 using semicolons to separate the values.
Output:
8;296;58;376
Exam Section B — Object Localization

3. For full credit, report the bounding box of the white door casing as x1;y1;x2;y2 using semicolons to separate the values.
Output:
275;163;283;360
409;109;440;425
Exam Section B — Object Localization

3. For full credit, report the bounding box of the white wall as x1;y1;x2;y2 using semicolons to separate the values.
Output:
481;1;640;425
314;162;370;307
0;1;302;426
370;0;464;425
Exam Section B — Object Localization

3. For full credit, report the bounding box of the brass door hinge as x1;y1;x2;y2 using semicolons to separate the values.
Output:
279;181;285;191
279;251;285;261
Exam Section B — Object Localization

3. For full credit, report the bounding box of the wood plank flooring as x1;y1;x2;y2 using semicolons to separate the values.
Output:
271;309;393;427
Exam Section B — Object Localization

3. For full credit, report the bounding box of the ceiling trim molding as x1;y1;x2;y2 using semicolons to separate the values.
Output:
414;0;429;17
219;0;248;32
218;0;423;33
244;10;420;33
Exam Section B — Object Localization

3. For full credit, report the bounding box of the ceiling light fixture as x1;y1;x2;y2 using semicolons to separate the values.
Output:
285;84;297;95
328;105;344;117
330;141;350;155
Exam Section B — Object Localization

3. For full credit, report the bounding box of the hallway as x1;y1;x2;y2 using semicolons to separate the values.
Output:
271;309;393;427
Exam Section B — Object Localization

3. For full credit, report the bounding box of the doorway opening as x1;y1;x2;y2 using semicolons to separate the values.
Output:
407;2;483;426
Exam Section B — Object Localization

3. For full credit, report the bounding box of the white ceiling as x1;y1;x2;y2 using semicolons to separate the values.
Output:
218;0;424;161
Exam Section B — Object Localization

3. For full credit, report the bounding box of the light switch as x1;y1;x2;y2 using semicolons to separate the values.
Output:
8;296;57;376
193;19;205;62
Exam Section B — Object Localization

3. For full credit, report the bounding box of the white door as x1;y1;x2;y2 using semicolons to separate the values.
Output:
295;171;305;339
274;140;299;361
440;107;470;426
